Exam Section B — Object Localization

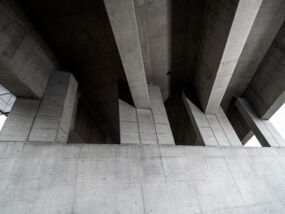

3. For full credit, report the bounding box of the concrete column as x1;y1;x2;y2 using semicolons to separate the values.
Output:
119;99;140;144
195;0;262;114
149;85;174;145
119;85;174;145
28;71;78;143
0;99;40;141
183;93;242;147
0;1;55;99
104;0;150;108
235;98;285;147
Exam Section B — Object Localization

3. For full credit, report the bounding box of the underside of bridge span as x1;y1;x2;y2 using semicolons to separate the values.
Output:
0;0;285;213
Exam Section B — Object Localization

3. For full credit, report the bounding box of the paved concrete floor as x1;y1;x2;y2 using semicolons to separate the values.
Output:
1;142;285;213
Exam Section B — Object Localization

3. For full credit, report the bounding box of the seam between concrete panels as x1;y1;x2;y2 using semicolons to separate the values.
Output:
135;109;142;144
150;108;159;145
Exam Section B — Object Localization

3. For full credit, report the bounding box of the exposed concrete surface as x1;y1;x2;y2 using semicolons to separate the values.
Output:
0;1;55;98
222;0;285;110
235;98;285;147
28;71;78;143
245;22;285;119
120;85;174;145
134;0;171;99
0;99;39;141
104;0;150;108
1;142;285;213
194;0;262;114
183;94;242;147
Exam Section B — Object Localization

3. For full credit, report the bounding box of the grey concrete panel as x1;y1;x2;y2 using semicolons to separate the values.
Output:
119;85;174;145
183;93;242;147
104;0;150;108
0;99;39;141
28;71;78;143
1;143;285;213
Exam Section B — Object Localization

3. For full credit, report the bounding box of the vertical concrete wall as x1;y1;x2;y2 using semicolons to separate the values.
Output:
0;1;55;98
0;99;39;141
28;71;78;143
149;85;174;145
183;93;242;147
120;85;174;145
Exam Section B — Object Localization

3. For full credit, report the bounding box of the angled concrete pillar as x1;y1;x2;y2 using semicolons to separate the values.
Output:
235;98;285;147
195;0;262;114
0;99;40;141
0;1;55;98
104;0;150;108
28;71;78;143
183;93;242;147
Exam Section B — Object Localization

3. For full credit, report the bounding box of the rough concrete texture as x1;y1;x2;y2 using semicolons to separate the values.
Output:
134;0;171;99
222;0;285;110
194;0;262;114
120;85;174;145
236;98;285;147
104;0;150;109
0;99;39;141
183;94;242;147
1;142;285;213
245;22;285;119
0;1;55;99
28;71;78;143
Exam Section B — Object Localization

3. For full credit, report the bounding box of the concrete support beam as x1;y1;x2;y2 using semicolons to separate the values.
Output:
0;1;55;98
245;22;285;119
0;99;40;141
222;0;285;110
183;93;242;146
235;98;285;147
195;0;262;114
104;0;150;108
119;85;174;145
28;71;78;143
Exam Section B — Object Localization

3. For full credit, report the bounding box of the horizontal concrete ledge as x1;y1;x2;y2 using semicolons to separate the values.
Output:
1;141;285;158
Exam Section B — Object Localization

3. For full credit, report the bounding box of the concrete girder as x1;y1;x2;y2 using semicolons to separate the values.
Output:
195;0;262;114
104;0;150;109
235;98;285;147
